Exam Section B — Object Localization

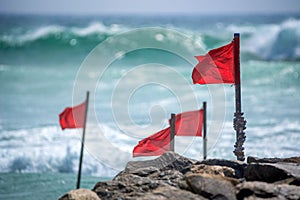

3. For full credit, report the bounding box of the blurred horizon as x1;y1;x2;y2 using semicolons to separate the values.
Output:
0;0;300;15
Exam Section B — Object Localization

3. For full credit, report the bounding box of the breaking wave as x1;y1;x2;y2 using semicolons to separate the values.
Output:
240;18;300;60
1;118;300;175
0;22;126;46
0;125;118;176
1;18;300;61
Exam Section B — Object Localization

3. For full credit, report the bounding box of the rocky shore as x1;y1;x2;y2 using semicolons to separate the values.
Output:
59;152;300;200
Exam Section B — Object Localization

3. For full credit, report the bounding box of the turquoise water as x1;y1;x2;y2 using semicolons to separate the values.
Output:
0;173;108;200
0;13;300;199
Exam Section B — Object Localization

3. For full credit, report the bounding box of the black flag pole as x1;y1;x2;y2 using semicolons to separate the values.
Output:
203;101;207;160
170;113;175;152
233;33;247;161
76;91;89;189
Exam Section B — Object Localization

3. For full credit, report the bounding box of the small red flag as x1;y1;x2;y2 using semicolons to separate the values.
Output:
59;102;86;130
171;109;203;137
133;127;171;157
192;41;235;84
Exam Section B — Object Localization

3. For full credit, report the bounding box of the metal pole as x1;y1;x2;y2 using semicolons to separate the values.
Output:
233;33;246;161
170;113;175;152
203;102;207;160
76;91;89;189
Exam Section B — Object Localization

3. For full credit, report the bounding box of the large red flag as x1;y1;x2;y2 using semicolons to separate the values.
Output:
133;127;171;157
192;41;235;84
171;109;203;137
59;102;86;130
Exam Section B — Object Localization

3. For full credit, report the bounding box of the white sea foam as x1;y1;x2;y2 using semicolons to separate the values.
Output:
0;22;126;45
241;18;300;60
210;120;300;159
72;22;124;36
0;25;65;45
0;90;299;175
22;25;65;42
0;125;118;176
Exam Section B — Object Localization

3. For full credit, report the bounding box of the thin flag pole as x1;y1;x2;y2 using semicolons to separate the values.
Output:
170;113;175;152
203;101;207;160
233;33;246;161
76;91;89;189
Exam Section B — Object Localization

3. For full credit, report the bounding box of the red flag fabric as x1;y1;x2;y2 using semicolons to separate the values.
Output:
59;102;86;130
192;41;235;84
133;127;171;157
171;109;203;137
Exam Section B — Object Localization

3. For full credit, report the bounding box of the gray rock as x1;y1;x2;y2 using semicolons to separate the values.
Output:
125;151;196;174
236;181;300;200
93;174;162;200
244;162;300;185
139;185;207;200
185;173;237;200
148;169;184;187
247;156;300;164
60;154;300;200
92;152;201;200
58;189;100;200
116;166;159;178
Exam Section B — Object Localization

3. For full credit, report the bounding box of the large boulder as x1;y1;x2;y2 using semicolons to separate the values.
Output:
115;151;196;188
140;185;207;200
93;174;162;199
244;162;300;185
124;151;196;175
185;173;237;200
236;181;300;200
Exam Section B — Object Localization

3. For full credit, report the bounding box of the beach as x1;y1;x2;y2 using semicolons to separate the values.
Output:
0;13;300;199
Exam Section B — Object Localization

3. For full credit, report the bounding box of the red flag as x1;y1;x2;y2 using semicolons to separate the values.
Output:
59;102;86;130
171;109;203;137
133;127;170;157
192;41;235;84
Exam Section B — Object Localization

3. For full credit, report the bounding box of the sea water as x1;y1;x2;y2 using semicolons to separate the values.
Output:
0;14;300;199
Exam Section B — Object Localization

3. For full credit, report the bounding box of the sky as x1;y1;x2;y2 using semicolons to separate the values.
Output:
0;0;300;15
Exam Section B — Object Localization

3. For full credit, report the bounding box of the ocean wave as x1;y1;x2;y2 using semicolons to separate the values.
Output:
244;120;300;158
1;17;300;61
1;118;299;175
1;25;65;45
241;18;300;60
212;119;300;159
0;125;118;176
191;18;300;61
72;22;124;36
0;22;126;47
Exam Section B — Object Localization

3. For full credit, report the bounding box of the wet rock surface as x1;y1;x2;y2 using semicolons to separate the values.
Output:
59;152;300;200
